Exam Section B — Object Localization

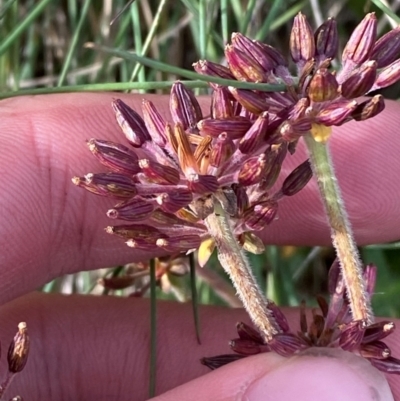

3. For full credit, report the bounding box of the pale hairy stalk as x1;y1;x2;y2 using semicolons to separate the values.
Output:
205;199;281;342
304;134;373;324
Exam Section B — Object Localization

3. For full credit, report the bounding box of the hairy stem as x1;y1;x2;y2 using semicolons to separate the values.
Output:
304;134;373;324
205;198;281;342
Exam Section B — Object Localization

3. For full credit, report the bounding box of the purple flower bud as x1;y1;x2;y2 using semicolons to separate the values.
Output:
269;333;308;357
339;320;365;351
236;322;264;343
290;13;315;65
107;198;154;221
7;322;30;374
229;339;265;355
268;302;290;332
156;235;201;252
239;112;269;154
342;13;377;66
308;68;339;102
156;189;193;213
231;32;278;72
141;100;167;146
106;224;162;240
260;143;288;190
187;174;219;194
170;82;203;132
112;99;151;146
316;99;358;126
370;356;400;374
225;44;268;82
371;26;400;68
373;58;400;90
340;60;377;99
362;321;395;343
210;133;235;168
228;87;269;115
72;173;137;199
193;60;236;81
360;341;391;359
242;200;278;231
211;88;234;119
233;184;249;216
87;139;140;175
314;18;338;61
238;154;266;186
139;159;181;185
281;159;312;197
198;117;252;139
351;95;385;121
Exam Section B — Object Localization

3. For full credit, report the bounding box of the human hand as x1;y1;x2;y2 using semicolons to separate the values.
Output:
1;93;400;400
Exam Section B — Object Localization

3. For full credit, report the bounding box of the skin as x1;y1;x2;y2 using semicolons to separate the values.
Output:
1;93;400;400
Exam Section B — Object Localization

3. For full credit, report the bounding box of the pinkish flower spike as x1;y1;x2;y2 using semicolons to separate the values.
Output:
281;159;312;197
239;112;269;154
308;68;339;102
242;201;278;231
198;117;252;139
342;13;377;66
228;87;269;115
236;322;264;343
225;44;268;82
351;95;385;122
107;198;154;221
290;13;315;65
371;26;400;68
72;173;137;199
138;159;181;185
170;82;203;132
141;100;167;146
112;99;151;146
340;60;377;99
373;59;400;90
314;18;338;61
87;139;140;175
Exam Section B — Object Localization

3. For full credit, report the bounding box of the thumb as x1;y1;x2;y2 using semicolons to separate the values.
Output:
153;349;393;401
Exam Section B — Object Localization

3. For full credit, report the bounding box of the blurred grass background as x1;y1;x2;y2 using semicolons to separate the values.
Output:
1;0;400;319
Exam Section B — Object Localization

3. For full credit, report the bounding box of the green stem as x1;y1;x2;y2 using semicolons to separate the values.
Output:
304;134;373;324
205;198;281;342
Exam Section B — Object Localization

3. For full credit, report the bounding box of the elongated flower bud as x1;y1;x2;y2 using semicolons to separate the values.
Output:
281;160;312;196
342;13;377;65
290;13;315;64
112;99;151;146
170;82;203;132
370;26;400;68
87;139;140;175
8;323;30;374
314;18;338;60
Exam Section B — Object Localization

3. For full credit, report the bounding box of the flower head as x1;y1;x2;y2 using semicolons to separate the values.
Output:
73;82;311;262
194;13;400;143
202;261;400;374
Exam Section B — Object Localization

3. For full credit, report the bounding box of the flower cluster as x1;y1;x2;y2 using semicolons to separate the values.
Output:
72;11;400;376
202;262;400;374
72;82;312;262
194;13;400;142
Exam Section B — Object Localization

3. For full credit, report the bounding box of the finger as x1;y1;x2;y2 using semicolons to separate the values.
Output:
2;294;400;400
2;94;400;303
154;350;393;401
